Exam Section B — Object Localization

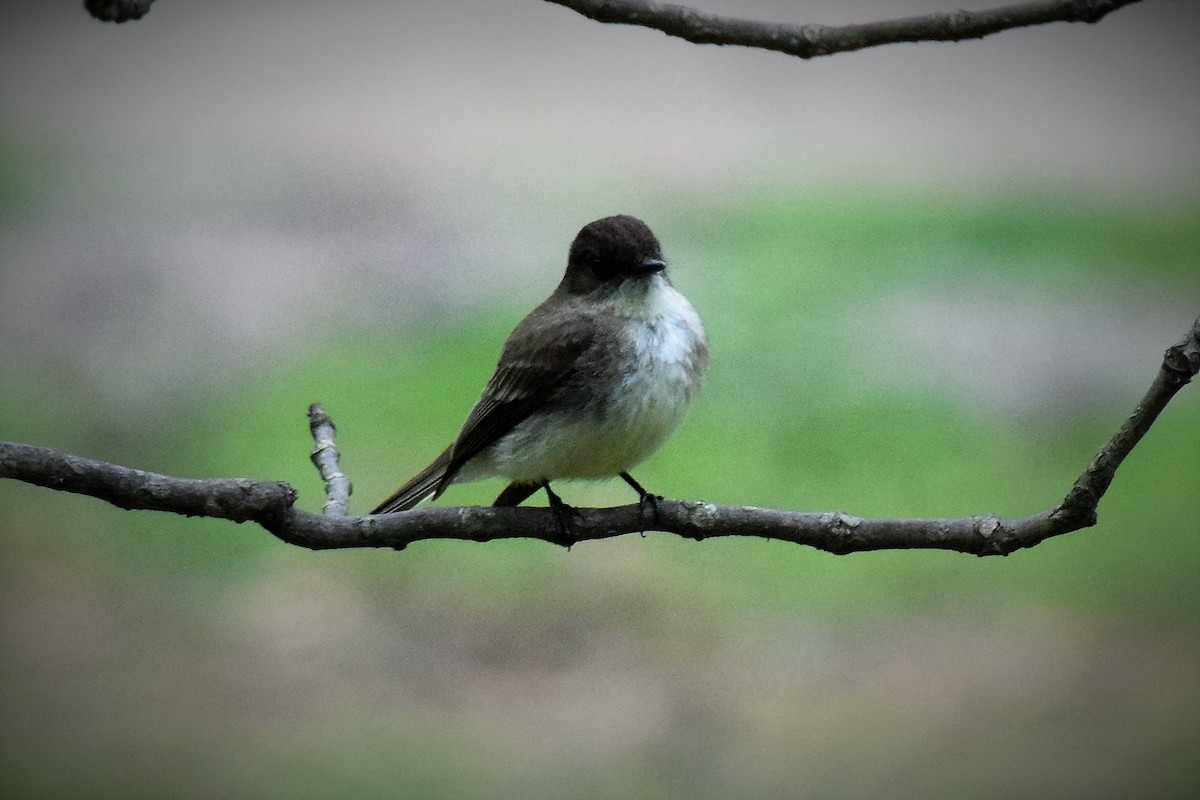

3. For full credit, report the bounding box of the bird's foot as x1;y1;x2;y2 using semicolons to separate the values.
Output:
542;481;582;548
620;471;662;531
637;493;663;532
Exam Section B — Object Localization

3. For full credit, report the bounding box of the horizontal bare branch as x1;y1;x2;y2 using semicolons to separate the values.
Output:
0;442;295;522
0;442;1054;554
545;0;1143;59
2;318;1196;556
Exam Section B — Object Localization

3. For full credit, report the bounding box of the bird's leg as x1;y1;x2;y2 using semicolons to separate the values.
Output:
495;481;578;548
620;471;662;529
540;481;582;547
494;482;540;507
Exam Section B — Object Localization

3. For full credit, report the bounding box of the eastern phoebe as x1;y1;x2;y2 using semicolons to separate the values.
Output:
371;215;708;518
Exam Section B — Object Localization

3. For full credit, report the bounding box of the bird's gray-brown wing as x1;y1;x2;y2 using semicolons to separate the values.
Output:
432;307;599;498
371;306;596;515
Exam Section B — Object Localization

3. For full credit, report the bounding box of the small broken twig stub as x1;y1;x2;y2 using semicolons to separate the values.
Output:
308;403;352;517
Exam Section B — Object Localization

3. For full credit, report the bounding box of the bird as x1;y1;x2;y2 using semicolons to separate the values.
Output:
371;214;708;521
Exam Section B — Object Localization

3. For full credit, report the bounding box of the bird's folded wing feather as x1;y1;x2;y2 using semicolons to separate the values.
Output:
435;311;597;496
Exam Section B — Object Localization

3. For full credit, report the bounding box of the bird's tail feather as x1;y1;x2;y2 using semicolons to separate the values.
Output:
370;445;453;514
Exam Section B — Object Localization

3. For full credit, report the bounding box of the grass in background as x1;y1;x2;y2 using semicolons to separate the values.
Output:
8;189;1192;614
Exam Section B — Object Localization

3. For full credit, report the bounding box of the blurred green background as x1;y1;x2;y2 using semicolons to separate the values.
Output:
2;2;1199;799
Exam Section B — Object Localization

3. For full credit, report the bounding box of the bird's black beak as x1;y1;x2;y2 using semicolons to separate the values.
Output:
640;257;666;273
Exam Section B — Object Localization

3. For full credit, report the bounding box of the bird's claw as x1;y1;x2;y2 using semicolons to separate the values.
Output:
637;492;663;531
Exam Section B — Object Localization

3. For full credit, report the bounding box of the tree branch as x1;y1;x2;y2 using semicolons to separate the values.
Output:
0;442;296;523
84;0;156;23
2;318;1196;556
545;0;1143;59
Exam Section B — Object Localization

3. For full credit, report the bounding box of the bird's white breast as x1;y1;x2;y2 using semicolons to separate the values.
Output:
482;275;707;483
616;278;706;438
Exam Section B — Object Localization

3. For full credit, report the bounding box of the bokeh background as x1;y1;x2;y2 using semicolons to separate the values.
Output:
2;1;1199;797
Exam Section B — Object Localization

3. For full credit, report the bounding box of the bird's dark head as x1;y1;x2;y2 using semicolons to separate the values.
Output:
561;215;666;297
